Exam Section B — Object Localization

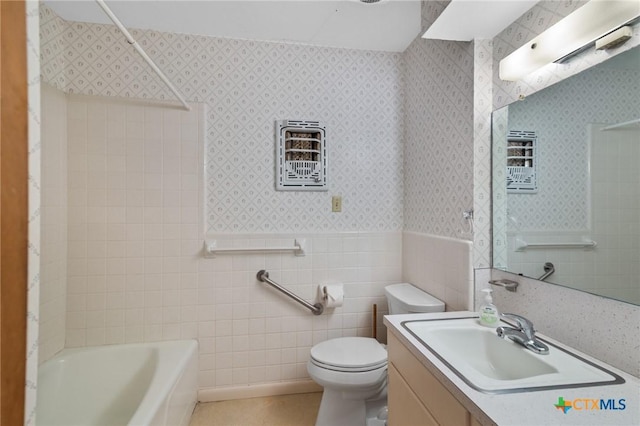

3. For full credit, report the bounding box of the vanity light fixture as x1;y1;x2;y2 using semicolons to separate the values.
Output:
499;0;640;81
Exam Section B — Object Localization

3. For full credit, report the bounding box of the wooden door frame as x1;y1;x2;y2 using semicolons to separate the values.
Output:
1;0;29;424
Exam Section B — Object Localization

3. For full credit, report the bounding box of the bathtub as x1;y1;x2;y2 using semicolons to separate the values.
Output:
36;340;198;426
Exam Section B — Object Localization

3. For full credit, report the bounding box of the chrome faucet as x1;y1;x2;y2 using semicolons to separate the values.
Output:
496;313;549;355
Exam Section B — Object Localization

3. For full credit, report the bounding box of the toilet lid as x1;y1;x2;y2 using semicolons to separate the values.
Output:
310;337;387;370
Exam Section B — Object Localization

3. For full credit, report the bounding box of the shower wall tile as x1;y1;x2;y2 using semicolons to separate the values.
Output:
39;84;68;364
588;124;640;303
64;96;206;349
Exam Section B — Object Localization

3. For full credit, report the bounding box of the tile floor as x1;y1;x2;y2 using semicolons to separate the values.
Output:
189;392;322;426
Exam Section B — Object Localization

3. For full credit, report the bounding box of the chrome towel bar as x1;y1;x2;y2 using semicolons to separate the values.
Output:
257;270;323;315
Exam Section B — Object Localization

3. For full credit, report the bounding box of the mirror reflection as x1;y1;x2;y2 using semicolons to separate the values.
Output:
493;45;640;305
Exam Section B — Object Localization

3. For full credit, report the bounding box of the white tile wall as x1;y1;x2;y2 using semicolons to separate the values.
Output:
402;232;473;311
589;125;640;304
39;84;68;363
61;93;403;392
65;96;206;349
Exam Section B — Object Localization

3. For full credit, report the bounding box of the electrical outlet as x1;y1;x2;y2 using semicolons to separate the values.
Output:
332;196;342;212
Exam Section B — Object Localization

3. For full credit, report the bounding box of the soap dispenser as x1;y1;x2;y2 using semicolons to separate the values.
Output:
479;288;499;327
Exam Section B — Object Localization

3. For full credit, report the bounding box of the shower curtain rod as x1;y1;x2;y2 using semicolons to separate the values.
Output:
95;0;191;111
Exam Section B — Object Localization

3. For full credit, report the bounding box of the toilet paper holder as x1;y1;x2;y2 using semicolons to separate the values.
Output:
319;283;344;308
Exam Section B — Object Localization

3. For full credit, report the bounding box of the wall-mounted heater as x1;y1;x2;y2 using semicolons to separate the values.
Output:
276;120;327;191
506;130;538;193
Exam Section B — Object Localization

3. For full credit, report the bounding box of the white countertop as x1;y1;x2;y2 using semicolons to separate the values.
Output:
384;311;640;426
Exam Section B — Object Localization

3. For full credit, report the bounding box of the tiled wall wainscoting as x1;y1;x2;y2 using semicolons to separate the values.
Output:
51;90;404;398
402;232;473;312
40;85;68;363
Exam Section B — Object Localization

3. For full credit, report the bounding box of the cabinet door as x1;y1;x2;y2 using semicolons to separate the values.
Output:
388;334;471;426
388;364;438;426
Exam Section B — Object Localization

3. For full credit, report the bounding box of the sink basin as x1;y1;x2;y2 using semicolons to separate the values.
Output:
402;317;624;393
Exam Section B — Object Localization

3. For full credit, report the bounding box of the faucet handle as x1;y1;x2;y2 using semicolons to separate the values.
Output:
501;313;535;339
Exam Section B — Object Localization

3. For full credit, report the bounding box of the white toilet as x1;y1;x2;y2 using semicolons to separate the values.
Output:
307;283;445;426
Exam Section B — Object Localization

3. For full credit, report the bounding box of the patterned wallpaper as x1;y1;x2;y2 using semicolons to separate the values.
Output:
472;39;493;268
26;0;41;423
41;0;486;251
39;4;65;91
39;3;404;234
403;0;475;239
491;107;508;270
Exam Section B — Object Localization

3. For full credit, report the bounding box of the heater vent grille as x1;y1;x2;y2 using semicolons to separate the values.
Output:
507;130;538;193
276;120;327;191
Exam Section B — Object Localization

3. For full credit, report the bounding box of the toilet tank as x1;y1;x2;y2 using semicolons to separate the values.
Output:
385;283;445;314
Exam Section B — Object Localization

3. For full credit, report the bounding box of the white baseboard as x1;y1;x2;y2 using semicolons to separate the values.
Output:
198;380;323;402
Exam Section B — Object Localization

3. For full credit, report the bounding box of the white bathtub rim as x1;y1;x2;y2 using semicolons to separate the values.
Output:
128;340;198;426
38;339;198;426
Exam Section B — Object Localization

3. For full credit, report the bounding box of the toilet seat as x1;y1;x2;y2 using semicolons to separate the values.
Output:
310;337;387;372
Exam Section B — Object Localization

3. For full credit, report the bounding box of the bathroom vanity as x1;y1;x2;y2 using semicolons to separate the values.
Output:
385;312;640;426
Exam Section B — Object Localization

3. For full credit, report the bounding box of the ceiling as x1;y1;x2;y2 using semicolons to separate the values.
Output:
44;0;543;52
44;0;423;52
422;0;539;41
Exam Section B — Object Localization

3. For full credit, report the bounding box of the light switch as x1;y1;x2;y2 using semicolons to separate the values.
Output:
332;196;342;212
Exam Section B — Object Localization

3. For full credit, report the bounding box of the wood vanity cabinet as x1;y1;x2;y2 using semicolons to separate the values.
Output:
388;333;482;426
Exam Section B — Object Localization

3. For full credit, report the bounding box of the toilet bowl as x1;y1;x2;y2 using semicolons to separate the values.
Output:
308;337;388;426
308;283;445;426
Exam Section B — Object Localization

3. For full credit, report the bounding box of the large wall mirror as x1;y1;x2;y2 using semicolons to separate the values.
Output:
492;45;640;305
